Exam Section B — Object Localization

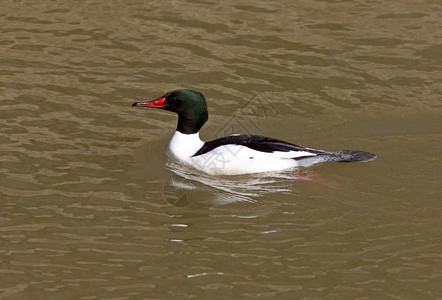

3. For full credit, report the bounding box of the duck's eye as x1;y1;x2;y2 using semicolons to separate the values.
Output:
171;96;181;105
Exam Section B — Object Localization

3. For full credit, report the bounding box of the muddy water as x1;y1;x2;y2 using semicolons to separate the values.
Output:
1;1;441;298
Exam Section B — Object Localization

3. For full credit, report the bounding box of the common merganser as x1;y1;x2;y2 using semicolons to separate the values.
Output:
132;89;376;175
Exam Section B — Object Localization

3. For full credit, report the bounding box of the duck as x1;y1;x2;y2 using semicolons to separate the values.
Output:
132;89;376;175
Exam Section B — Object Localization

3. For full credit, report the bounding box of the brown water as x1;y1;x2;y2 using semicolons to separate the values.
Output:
1;1;441;298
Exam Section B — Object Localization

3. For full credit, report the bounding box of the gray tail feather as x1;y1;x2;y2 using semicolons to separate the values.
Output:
296;150;376;167
331;150;376;162
321;150;376;163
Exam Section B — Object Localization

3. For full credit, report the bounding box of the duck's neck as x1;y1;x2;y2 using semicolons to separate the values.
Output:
176;108;208;134
168;131;204;161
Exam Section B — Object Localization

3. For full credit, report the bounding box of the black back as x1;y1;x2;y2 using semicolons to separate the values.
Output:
192;134;326;157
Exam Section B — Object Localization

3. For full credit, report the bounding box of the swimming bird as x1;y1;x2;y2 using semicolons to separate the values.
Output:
132;89;376;175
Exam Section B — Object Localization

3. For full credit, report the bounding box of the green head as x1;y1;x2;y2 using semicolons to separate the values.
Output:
133;89;209;134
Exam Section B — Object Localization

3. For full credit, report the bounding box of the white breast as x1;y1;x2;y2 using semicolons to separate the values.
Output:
168;131;204;161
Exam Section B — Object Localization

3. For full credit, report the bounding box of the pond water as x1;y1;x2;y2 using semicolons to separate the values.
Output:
1;1;441;298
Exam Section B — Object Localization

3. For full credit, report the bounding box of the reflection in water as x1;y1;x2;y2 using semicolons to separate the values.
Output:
164;160;312;206
162;174;198;207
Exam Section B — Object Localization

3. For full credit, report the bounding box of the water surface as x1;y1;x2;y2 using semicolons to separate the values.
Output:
1;0;441;298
